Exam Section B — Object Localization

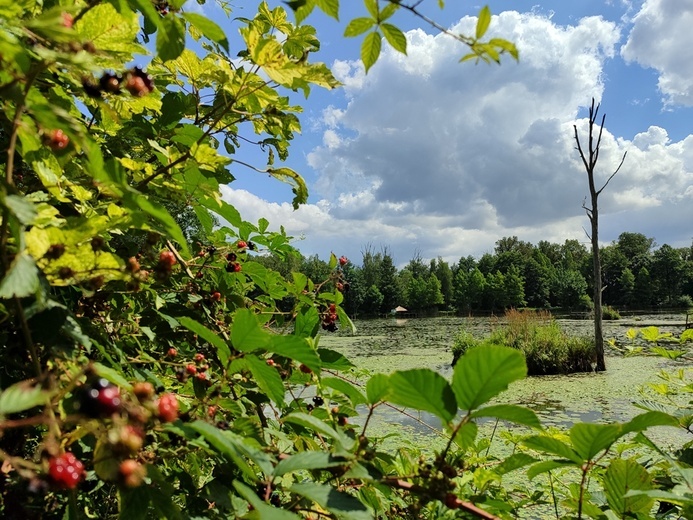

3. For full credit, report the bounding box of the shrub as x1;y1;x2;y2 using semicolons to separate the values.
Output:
487;310;595;375
602;305;621;320
451;329;480;366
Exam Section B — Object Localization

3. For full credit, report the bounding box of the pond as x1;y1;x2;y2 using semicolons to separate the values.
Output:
319;315;691;452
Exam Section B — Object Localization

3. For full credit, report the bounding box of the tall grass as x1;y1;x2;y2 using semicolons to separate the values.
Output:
453;309;596;375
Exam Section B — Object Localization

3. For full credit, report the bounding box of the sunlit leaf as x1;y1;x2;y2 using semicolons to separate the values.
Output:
361;31;381;72
387;369;456;423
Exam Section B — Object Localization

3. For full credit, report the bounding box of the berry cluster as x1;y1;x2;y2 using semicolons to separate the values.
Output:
83;67;154;99
155;250;177;280
76;377;122;417
321;303;338;332
48;452;85;490
156;393;179;423
44;129;69;151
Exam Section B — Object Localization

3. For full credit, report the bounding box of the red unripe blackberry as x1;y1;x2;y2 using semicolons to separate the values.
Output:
48;452;85;490
237;240;247;249
157;393;179;423
158;250;176;267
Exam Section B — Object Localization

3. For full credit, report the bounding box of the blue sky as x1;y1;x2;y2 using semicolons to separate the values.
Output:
209;0;693;267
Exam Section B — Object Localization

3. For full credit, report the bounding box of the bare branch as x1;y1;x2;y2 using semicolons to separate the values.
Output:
596;150;627;196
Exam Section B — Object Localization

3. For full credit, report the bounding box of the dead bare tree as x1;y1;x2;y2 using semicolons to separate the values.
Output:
574;98;627;372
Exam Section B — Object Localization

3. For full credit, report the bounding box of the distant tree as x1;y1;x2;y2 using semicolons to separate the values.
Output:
453;267;486;313
617;232;654;274
524;252;553;308
504;265;526;308
431;257;454;309
552;269;589;309
574;98;627;371
634;266;654;308
302;254;331;284
378;249;401;313
618;267;636;307
477;252;496;276
600;244;628;305
362;284;384;316
651;244;684;305
484;271;507;311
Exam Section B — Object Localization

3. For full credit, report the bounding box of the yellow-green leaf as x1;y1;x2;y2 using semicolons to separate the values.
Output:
361;31;381;73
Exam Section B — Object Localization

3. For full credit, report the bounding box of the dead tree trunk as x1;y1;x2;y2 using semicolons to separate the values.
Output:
573;99;626;372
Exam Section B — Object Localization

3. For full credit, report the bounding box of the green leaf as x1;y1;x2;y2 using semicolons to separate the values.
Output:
118;486;150;520
266;167;308;209
290;482;372;520
603;459;654;516
569;423;622;461
380;23;406;54
476;5;492;39
177;316;231;365
622;411;679;434
494;453;537;475
92;362;133;390
314;0;339;19
282;412;354;449
522;436;582;464
245;354;285;406
187;421;273;479
274;451;349;476
380;2;399;21
526;459;577;480
453;420;478;450
182;13;229;52
267;335;321;373
364;373;389;405
318;348;354;370
234;480;301;519
0;380;52;416
387;369;457;423
0;253;39;299
470;404;541;429
157;16;186;62
322;377;367;406
344;17;375;37
2;194;36;225
364;0;378;19
361;31;381;72
124;192;189;256
452;345;526;411
294;306;319;338
231;308;271;352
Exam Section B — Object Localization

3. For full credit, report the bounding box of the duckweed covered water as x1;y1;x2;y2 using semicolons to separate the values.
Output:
321;315;690;450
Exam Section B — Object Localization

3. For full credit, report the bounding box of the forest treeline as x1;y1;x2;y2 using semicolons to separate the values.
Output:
255;232;693;316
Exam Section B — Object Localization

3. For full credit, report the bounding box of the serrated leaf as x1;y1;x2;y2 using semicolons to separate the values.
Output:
0;253;39;299
363;0;378;19
452;345;526;411
267;335;321;373
245;354;285;406
526;459;577;480
470;404;541;429
380;23;406;54
157;16;186;62
177;316;230;365
603;459;654;516
318;348;354;370
622;411;679;433
0;380;52;416
322;377;366;406
476;6;492;39
344;17;375;37
453;420;478;450
274;451;348;476
234;480;301;519
522;436;582;464
366;373;389;404
266;167;308;209
182;13;229;52
314;0;338;19
361;31;381;72
282;412;354;449
231;308;271;352
569;423;621;461
494;453;537;475
290;482;372;520
387;369;456;423
3;194;36;225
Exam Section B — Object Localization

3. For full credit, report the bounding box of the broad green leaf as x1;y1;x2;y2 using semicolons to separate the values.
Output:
294;306;319;338
526;459;577;480
470;404;541;429
387;369;457;423
651;346;686;359
0;253;39;299
494;453;537;475
118;486;150;520
124;192;189;256
290;482;372;520
522;435;582;464
380;23;406;54
187;421;273;479
234;480;301;519
569;423;621;461
366;373;389;404
314;0;339;19
626;328;639;340
680;329;693;343
0;380;52;416
640;326;660;342
476;6;492;39
361;31;381;72
92;362;133;390
452;345;526;411
364;0;378;19
622;411;679;434
344;17;375;37
453;420;478;450
245;354;285;406
75;3;143;57
2;194;36;225
380;2;399;21
266;335;321;373
274;451;349;476
318;348;354;370
157;16;186;62
182;13;229;52
177;316;231;365
603;459;653;516
231;308;271;352
282;412;354;450
322;377;367;406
